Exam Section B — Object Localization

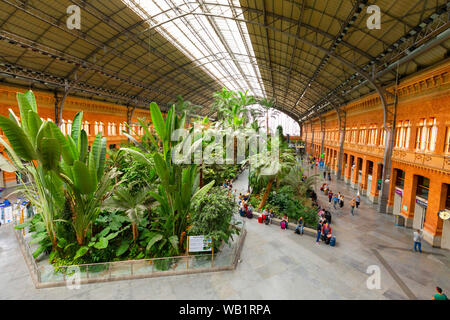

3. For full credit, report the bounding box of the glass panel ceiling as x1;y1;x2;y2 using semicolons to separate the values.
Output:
123;0;266;98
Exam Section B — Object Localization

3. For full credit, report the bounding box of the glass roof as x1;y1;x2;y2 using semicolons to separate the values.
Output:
123;0;266;98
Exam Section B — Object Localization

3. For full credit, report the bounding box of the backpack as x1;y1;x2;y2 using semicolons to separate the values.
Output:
330;236;336;247
281;221;286;229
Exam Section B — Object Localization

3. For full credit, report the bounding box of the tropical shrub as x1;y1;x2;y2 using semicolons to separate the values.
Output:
189;187;240;249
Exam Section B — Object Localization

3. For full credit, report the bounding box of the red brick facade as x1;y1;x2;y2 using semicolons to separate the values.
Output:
301;60;450;249
0;83;152;188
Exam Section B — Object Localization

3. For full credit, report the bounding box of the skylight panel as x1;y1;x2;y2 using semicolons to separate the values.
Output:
123;0;266;98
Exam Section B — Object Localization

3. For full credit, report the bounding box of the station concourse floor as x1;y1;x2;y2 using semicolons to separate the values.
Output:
0;165;449;300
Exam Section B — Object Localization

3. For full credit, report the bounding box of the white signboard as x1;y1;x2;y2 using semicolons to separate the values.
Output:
188;236;212;252
4;206;13;224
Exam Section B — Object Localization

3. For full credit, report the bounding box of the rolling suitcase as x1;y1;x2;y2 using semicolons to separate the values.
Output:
280;221;286;229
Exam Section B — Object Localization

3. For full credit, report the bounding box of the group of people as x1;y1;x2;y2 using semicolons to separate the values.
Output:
316;217;333;245
239;201;253;218
222;180;233;191
262;208;275;225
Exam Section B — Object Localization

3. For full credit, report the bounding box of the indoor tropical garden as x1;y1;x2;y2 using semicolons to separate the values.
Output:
0;88;313;282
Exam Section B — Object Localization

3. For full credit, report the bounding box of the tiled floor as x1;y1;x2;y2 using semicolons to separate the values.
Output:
0;164;449;300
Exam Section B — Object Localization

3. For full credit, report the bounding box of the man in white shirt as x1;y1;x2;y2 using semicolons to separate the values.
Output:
413;229;423;253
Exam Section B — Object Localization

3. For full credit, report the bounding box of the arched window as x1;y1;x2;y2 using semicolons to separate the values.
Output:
445;127;450;154
84;121;90;136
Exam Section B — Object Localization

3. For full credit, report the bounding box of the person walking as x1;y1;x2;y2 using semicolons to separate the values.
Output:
333;193;339;209
432;287;448;300
350;198;356;216
328;171;331;181
339;194;344;208
413;229;423;253
355;194;361;208
328;191;333;203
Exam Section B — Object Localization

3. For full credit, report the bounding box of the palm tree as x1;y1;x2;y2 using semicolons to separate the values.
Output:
247;135;296;210
283;163;319;205
258;97;274;133
103;185;151;243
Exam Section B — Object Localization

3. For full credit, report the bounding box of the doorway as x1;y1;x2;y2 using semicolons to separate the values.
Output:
412;176;429;230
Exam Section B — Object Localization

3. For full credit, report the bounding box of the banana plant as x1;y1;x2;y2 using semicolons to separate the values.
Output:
0;90;115;248
0;91;65;248
103;184;152;243
121;102;215;254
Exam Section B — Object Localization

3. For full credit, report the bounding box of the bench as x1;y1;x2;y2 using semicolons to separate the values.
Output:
252;212;318;237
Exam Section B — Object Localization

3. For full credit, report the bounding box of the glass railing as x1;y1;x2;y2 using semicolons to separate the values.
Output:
15;217;246;287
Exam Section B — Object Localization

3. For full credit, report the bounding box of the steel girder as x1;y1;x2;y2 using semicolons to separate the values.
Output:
0;61;162;110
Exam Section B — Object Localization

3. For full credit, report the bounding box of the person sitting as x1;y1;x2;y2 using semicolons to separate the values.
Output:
239;204;246;217
321;222;332;244
262;208;269;219
295;217;304;235
268;209;274;224
281;214;289;230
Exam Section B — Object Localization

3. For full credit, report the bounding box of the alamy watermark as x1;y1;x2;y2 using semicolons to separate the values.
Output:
65;265;81;290
366;265;381;290
367;5;381;30
66;5;81;30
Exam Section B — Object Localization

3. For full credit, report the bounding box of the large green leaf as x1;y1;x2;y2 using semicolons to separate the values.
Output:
74;246;89;260
168;235;179;254
26;110;43;146
47;121;75;165
39;137;61;171
79;130;88;162
192;180;215;203
97;137;106;180
72;160;95;194
0;115;37;161
0;153;16;172
94;237;108;249
16;92;34;133
145;233;163;253
150;102;165;142
153;153;169;187
120;148;152;166
24;90;37;112
32;245;47;259
71;112;83;146
116;240;130;256
90;132;102;169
